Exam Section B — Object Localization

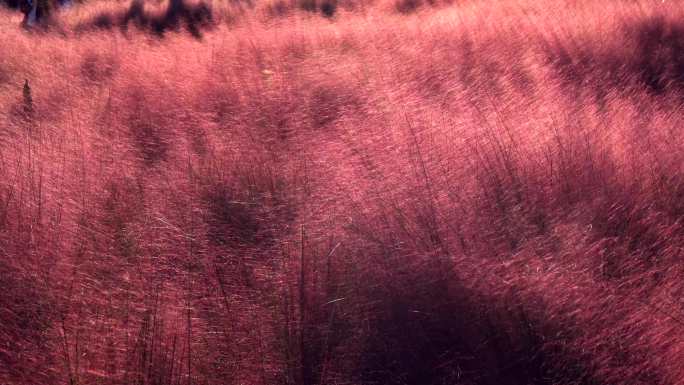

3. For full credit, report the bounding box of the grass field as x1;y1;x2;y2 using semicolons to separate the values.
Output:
2;0;684;384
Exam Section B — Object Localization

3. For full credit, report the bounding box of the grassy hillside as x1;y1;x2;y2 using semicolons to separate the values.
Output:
2;0;684;384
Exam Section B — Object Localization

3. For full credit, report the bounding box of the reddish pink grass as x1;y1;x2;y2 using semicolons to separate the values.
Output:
2;1;684;384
